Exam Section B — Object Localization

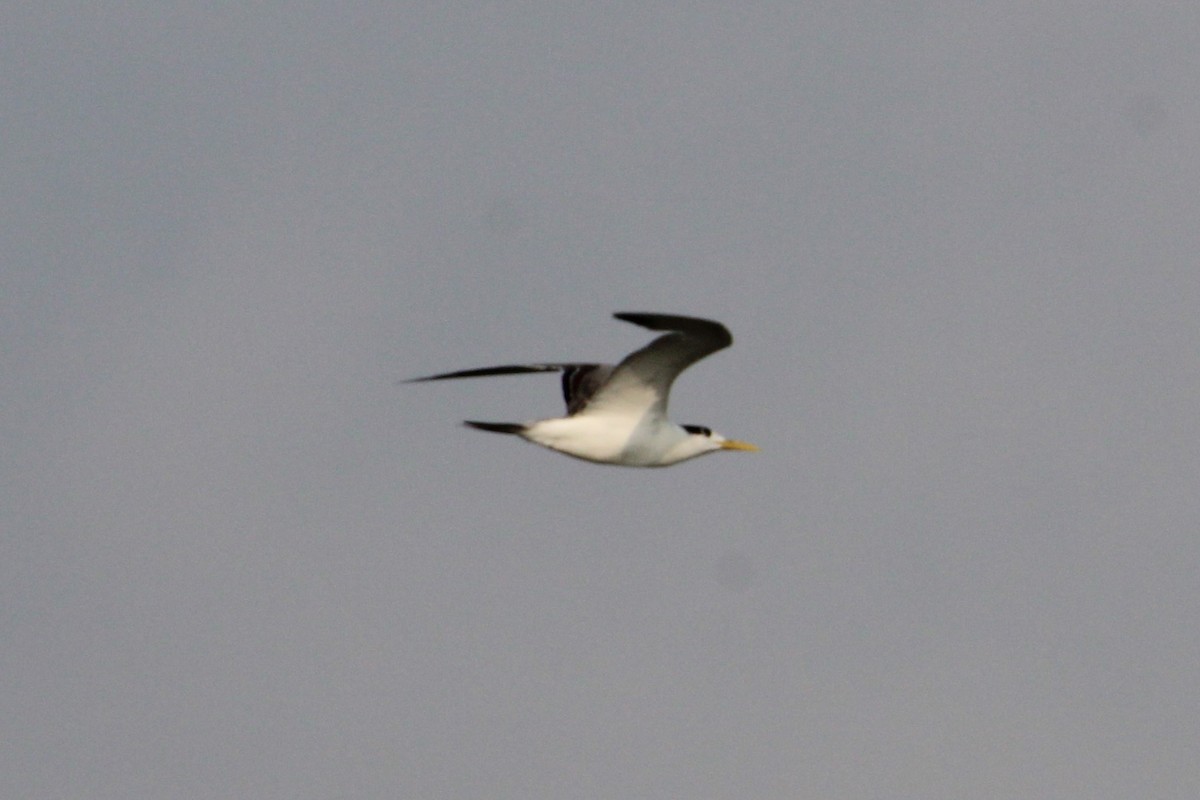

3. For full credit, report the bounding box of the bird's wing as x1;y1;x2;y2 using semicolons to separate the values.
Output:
406;363;614;415
577;313;733;419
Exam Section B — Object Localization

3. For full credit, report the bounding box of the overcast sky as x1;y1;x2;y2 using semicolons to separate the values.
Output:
5;4;1199;798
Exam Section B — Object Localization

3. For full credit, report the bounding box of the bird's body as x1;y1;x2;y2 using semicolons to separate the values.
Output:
408;312;757;467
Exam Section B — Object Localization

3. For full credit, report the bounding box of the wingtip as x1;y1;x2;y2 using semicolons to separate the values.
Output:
612;312;732;345
613;311;725;327
613;311;670;327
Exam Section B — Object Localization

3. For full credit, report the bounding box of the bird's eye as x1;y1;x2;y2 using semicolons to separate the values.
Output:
683;425;712;437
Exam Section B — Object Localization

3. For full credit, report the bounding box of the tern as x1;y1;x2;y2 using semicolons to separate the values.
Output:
408;312;758;467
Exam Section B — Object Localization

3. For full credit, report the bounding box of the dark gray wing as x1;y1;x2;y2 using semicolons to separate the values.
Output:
579;313;733;418
406;363;616;415
557;364;617;414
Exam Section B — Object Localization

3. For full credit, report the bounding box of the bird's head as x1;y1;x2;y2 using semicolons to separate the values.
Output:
682;424;759;456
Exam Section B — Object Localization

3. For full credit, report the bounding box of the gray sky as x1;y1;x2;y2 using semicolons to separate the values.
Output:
5;4;1199;798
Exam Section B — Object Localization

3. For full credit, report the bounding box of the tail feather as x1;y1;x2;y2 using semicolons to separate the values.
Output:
464;421;526;435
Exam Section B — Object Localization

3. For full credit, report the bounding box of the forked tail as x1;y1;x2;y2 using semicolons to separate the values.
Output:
463;421;526;435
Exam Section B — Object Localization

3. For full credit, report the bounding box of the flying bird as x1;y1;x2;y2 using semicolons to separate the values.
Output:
408;312;758;467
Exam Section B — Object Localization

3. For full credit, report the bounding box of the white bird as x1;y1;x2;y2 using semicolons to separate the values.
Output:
408;312;758;467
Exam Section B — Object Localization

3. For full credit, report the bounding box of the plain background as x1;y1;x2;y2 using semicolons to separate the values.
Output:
5;4;1199;798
